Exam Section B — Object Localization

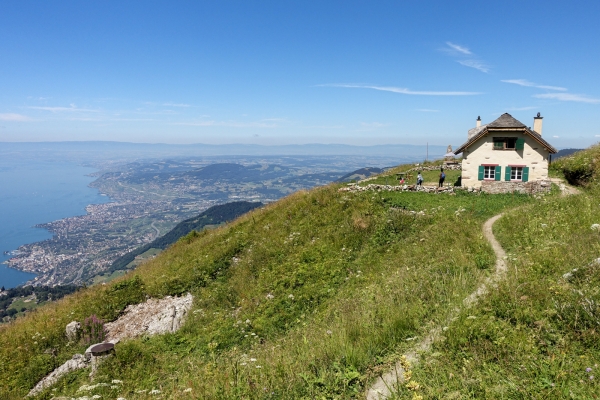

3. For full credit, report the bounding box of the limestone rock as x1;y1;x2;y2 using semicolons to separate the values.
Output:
27;354;89;396
65;320;81;342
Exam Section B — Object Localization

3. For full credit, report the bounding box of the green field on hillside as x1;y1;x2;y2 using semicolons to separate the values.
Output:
2;149;600;399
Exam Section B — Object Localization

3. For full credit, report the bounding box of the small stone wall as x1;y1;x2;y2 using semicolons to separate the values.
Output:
480;180;551;194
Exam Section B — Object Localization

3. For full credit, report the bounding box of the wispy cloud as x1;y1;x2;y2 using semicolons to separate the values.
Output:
163;103;191;107
319;84;480;96
417;109;439;112
502;79;567;91
445;42;471;55
175;120;278;128
553;135;559;138
0;113;30;121
29;104;99;113
457;60;489;73
533;92;600;104
442;42;489;73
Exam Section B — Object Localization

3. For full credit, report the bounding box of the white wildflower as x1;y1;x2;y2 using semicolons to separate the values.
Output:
183;388;192;393
250;358;257;362
266;293;274;299
111;379;123;384
288;294;294;299
592;224;600;231
150;389;161;395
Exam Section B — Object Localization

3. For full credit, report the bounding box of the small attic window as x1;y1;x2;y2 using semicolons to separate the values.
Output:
493;137;519;150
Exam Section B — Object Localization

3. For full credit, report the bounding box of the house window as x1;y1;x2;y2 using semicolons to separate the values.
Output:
504;166;529;182
478;165;501;181
510;167;523;181
493;137;522;150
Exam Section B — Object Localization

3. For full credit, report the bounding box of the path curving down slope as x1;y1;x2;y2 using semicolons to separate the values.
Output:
366;213;508;399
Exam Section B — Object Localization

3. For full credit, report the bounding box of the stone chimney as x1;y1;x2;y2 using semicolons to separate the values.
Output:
533;112;543;135
476;116;481;128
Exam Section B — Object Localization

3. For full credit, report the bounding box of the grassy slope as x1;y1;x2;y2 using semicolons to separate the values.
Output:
404;148;600;399
0;165;539;399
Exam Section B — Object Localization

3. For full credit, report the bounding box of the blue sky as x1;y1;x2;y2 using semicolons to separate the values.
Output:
1;1;599;148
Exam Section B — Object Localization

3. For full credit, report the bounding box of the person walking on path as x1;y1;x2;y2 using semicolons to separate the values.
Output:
438;168;445;188
417;172;423;188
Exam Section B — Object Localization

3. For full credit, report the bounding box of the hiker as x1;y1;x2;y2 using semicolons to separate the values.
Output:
438;168;445;188
416;172;423;187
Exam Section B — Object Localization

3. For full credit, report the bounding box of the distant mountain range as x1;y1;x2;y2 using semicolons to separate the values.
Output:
0;141;448;160
553;148;583;159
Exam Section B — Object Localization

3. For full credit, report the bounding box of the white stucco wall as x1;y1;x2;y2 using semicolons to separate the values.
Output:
460;131;550;188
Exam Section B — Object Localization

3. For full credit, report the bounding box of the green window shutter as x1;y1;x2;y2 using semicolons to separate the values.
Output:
505;166;511;181
522;167;529;182
495;166;501;181
515;138;525;150
478;166;484;180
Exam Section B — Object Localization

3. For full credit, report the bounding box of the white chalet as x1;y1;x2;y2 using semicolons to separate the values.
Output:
454;113;558;191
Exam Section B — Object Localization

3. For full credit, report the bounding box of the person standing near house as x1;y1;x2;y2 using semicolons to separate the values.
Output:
417;172;423;187
439;168;445;188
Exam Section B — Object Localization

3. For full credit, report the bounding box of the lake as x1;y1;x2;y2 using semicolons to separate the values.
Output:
0;157;109;289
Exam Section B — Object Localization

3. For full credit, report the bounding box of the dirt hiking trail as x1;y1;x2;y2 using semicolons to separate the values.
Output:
366;213;508;399
366;178;581;399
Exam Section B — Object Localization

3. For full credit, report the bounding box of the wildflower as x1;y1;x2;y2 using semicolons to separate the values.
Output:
149;389;161;395
256;365;262;369
245;319;251;324
587;367;593;372
112;379;123;384
240;362;247;366
266;293;274;299
406;380;421;390
592;224;600;231
288;294;294;299
541;224;548;228
250;358;257;362
326;330;332;335
183;388;193;393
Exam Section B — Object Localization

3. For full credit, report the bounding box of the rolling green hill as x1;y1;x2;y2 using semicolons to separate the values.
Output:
1;154;599;399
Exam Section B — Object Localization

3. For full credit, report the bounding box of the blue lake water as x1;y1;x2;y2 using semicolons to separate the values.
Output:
0;157;109;289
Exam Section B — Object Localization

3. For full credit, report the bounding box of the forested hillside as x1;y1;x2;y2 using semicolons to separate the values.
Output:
108;201;262;272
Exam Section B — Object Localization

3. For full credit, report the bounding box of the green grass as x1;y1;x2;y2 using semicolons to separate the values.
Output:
401;189;600;399
359;160;461;187
0;176;539;399
90;269;129;286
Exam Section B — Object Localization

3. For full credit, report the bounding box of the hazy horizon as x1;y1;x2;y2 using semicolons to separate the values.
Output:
1;2;599;149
